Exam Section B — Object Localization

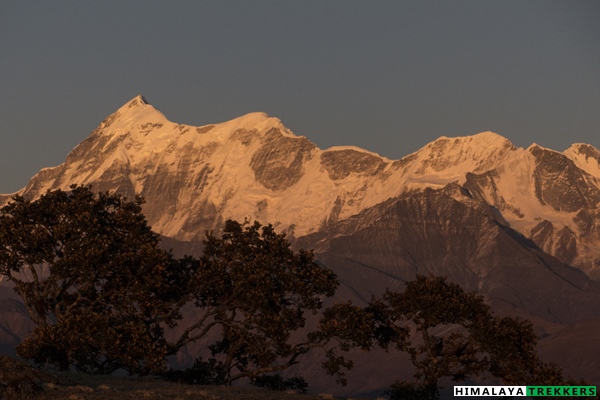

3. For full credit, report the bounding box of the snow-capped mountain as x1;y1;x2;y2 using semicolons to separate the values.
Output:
464;143;600;279
3;95;600;389
2;95;600;280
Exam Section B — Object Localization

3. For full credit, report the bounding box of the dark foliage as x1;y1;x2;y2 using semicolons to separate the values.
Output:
0;190;354;383
375;275;587;399
0;185;186;374
312;300;408;385
162;357;227;385
384;276;490;391
169;219;341;383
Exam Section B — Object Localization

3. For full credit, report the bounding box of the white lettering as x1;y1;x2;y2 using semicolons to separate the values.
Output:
454;386;527;396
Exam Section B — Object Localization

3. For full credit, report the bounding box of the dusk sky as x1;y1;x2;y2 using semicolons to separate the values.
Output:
1;1;599;194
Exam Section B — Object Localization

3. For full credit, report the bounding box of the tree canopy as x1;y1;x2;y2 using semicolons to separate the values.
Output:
372;275;587;399
0;185;184;373
0;187;346;382
169;219;340;384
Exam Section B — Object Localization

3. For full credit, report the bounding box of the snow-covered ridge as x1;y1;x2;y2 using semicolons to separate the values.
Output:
3;96;520;238
322;145;391;161
3;95;600;279
563;143;600;179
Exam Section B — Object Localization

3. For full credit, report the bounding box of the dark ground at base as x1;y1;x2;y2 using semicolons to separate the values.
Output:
0;355;374;400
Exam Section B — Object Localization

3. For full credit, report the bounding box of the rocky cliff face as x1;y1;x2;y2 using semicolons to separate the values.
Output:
462;144;600;280
297;183;600;326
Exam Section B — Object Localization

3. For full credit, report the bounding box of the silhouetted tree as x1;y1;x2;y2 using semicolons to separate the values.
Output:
313;300;408;385
376;275;490;399
0;188;365;382
0;185;186;374
3;186;580;395
374;275;585;399
168;219;344;384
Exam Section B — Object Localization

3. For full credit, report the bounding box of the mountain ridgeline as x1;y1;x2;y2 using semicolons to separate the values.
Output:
2;95;600;393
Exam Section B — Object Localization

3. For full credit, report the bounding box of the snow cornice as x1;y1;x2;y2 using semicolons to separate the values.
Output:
322;145;391;162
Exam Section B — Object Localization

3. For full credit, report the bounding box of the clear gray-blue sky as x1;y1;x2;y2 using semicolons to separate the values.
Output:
1;1;599;194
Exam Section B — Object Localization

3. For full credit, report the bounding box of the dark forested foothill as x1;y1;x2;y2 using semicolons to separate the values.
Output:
0;186;589;398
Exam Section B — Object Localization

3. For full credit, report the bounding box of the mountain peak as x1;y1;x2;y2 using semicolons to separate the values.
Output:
112;95;160;118
237;111;270;120
402;131;517;183
435;131;513;148
106;95;166;126
527;143;556;154
126;94;149;108
229;111;275;125
472;130;511;143
421;131;516;161
222;112;291;136
566;143;600;157
563;143;600;178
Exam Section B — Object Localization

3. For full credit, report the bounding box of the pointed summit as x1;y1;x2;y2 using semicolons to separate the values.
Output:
527;143;549;152
116;94;153;114
126;94;149;108
102;95;167;130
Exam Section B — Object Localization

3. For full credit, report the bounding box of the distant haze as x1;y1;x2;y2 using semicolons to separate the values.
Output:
1;1;599;194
